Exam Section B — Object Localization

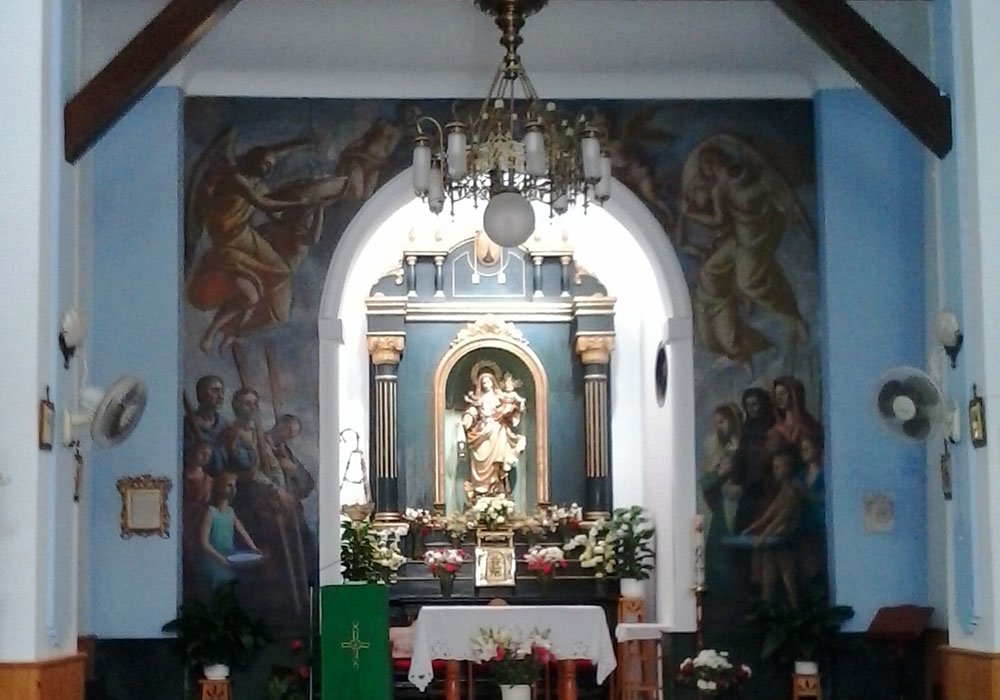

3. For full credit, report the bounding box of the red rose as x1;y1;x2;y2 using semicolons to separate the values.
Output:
445;563;456;572
542;563;551;574
533;645;550;663
298;665;310;679
495;645;504;660
290;639;303;652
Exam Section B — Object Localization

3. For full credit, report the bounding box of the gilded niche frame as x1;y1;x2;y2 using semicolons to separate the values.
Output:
432;318;549;511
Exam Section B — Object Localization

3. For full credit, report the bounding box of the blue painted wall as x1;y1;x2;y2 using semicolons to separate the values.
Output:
89;87;183;638
816;89;928;630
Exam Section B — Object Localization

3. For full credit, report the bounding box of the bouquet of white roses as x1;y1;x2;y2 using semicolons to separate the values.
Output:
472;495;516;530
676;649;751;696
517;515;545;544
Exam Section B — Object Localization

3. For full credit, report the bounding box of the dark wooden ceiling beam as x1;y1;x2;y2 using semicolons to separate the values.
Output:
64;0;243;163
770;0;951;158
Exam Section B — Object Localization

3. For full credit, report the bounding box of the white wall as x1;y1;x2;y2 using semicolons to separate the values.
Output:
0;0;80;661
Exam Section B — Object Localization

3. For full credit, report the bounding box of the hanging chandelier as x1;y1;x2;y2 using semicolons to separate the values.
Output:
411;0;612;247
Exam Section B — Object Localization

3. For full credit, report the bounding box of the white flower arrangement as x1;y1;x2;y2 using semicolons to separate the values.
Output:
543;503;583;535
517;515;545;541
472;495;517;530
404;507;435;533
564;519;617;577
677;649;751;696
471;627;553;683
371;527;407;572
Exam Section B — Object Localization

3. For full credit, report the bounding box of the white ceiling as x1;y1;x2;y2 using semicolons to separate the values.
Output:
80;0;933;99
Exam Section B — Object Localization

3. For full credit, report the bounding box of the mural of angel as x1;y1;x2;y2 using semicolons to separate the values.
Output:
591;105;679;231
677;133;811;363
185;128;346;352
460;369;526;502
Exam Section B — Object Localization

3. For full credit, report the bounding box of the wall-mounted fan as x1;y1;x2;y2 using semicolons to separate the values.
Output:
875;366;959;443
62;375;148;447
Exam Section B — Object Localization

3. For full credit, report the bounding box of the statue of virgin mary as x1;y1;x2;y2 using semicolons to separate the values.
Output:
460;370;526;502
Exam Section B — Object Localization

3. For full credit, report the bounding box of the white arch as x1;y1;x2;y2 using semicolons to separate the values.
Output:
318;170;696;630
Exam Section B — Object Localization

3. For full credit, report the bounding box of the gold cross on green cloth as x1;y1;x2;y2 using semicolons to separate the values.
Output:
340;621;371;668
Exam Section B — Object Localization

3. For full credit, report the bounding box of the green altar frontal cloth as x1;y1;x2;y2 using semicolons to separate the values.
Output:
321;583;391;700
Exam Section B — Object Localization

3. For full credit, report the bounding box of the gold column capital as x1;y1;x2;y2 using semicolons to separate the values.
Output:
367;335;405;365
574;334;614;365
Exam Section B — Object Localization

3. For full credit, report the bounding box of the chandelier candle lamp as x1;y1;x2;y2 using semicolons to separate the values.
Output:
411;0;612;247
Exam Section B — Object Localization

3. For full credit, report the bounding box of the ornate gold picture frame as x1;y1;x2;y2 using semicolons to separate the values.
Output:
116;475;171;538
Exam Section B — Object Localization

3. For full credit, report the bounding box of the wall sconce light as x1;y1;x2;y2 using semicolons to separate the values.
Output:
934;310;963;369
58;309;85;369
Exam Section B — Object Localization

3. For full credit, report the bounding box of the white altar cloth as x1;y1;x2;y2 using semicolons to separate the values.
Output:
408;605;617;691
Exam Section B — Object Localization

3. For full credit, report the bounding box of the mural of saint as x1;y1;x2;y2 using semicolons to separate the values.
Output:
460;369;526;503
677;132;811;364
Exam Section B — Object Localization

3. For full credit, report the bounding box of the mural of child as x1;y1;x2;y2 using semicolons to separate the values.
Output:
797;431;827;582
742;446;804;609
199;471;261;594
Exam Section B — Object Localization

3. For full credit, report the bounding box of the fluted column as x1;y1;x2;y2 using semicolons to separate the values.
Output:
367;335;404;523
575;334;614;521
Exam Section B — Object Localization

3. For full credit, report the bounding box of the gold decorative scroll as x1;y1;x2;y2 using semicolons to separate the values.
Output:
433;322;549;510
449;315;529;348
574;334;615;365
367;334;405;365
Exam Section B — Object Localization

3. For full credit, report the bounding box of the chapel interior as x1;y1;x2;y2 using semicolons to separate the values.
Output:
3;1;1000;699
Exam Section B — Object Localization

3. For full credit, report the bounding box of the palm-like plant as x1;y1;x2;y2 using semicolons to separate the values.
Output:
748;576;854;664
161;582;271;671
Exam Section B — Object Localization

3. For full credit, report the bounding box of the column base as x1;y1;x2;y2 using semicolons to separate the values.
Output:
0;653;85;700
941;645;1000;699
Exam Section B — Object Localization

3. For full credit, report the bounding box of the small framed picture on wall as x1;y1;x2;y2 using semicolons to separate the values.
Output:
116;475;172;538
970;384;987;449
38;387;54;451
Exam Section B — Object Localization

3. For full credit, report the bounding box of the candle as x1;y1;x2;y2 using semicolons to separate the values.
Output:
693;514;705;587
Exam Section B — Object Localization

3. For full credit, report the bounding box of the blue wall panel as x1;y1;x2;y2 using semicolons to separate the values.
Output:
90;87;183;637
816;89;928;630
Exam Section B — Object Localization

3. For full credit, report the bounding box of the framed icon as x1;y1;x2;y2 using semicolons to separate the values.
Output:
970;385;987;449
38;387;54;451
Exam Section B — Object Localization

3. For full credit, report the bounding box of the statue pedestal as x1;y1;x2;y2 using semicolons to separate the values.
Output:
475;529;515;587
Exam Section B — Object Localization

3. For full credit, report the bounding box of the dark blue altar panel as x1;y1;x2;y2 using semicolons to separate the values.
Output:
395;321;585;509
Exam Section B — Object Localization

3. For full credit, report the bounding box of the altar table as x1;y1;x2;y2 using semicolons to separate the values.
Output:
408;605;617;700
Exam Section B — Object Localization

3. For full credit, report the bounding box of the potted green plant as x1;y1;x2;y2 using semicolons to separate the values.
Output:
161;581;271;681
610;505;655;597
748;576;854;686
340;517;381;583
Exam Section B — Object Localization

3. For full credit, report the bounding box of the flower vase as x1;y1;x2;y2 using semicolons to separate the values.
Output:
594;576;608;596
498;684;531;700
620;577;644;599
537;572;554;597
438;572;455;598
410;532;425;559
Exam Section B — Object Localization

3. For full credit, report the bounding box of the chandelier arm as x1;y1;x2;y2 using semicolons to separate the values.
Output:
416;115;446;150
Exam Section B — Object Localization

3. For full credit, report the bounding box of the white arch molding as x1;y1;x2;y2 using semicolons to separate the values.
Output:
318;170;696;631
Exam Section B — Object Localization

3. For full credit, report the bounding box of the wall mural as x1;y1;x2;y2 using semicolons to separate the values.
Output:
181;97;818;630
